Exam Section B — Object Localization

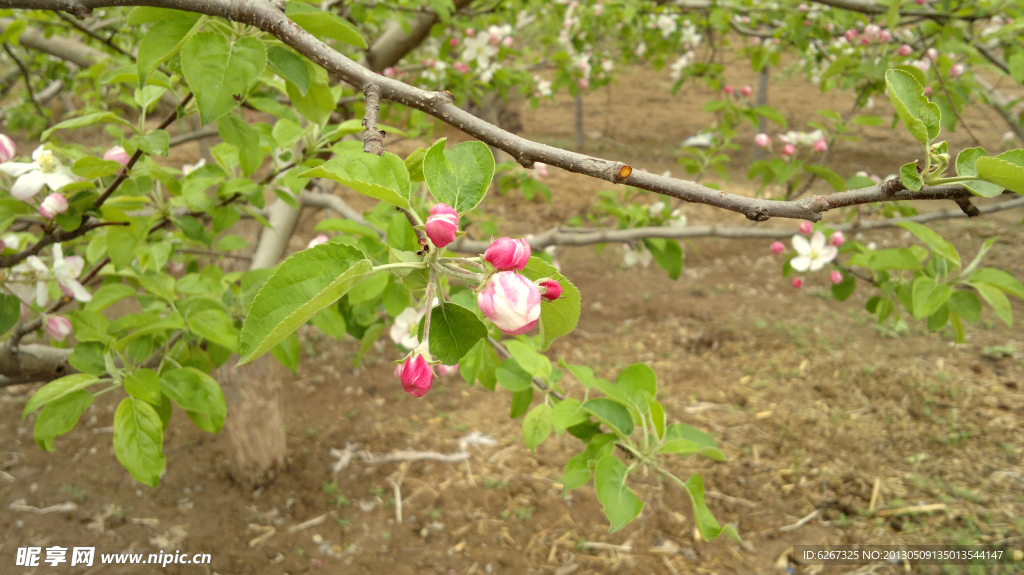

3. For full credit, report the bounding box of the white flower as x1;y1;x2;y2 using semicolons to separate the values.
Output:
534;77;552;97
182;158;206;175
52;243;91;302
390;307;425;349
680;23;702;47
656;15;678;38
669;52;693;81
790;231;837;272
634;42;647;57
668;209;687;228
0;145;77;201
601;59;614;73
623;244;653;268
648;201;666;216
461;35;498;68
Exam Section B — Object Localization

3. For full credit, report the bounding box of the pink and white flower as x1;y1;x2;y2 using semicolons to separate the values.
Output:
103;146;131;166
39;193;69;219
0;133;15;163
0;145;77;201
477;271;541;335
307;234;329;249
791;231;838;272
398;352;433;397
45;316;73;340
484;237;531;271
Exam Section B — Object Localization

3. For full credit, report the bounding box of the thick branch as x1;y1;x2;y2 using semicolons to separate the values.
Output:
0;344;75;387
0;17;105;67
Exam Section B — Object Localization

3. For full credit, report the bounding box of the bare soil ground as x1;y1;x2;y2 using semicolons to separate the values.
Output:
2;65;1024;575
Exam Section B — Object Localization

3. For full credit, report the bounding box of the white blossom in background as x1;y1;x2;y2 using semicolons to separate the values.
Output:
668;209;687;228
390;307;426;349
680;22;702;48
0;145;77;201
182;158;206;175
669;51;694;80
533;76;553;97
648;201;666;217
656;14;678;38
778;129;825;147
623;244;653;268
790;231;837;272
461;34;498;68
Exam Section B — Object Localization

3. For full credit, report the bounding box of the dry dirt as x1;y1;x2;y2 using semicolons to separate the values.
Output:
2;64;1024;575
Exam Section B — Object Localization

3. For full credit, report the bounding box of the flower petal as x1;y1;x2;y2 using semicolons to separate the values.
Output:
65;279;92;302
808;258;825;272
809;231;826;251
790;255;811;272
818;245;838;263
43;168;77;192
791;234;810;255
11;171;45;201
0;161;36;178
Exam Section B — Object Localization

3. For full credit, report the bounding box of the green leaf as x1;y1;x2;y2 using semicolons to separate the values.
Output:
911;276;951;320
405;147;427;182
504;340;551;379
885;69;940;145
459;339;500;390
113;397;166;487
948;290;981;323
311;304;348;339
899;162;923;191
496;357;533;392
181;33;267;125
125;368;162;404
510;387;533;419
969;268;1024;299
72;157;123;179
187;308;239;352
273;331;302;374
660;423;725;460
955;147;1004;197
803;165;847;192
267;46;310;96
897;222;959;266
975;156;1024;194
301;151;412;210
285;1;368;49
41;112;132;141
127;6;193;24
831;271;856;301
851;114;884;126
347;270;389;304
424;302;487;365
562;433;615;494
136;14;201;87
131;130;170;156
594;454;644;532
522;404;553;451
350;321;384;369
973;282;1013;327
286;79;335;126
563;362;597;388
238;243;372;364
865;248;922;271
752;105;787;128
217;113;265;177
0;293;21;335
551;398;589;434
616;363;657;397
644;238;684;280
159;367;227;432
648;397;666;439
23;373;101;418
684;473;740;542
34;390;93;451
423;138;495;213
521;257;581;349
582;398;634;437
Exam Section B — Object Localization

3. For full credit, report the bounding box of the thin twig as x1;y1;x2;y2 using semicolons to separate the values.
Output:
2;43;47;119
54;10;134;60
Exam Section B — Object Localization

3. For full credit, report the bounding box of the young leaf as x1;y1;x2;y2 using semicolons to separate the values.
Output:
522;404;553;451
187;308;240;352
125;368;162;404
423;138;495;213
510;387;533;419
504;340;552;379
896;222;960;266
521;257;581;350
683;473;741;542
899;162;923;191
562;433;616;494
885;69;940;145
969;268;1024;299
975;156;1024;194
238;243;372;365
301;151;412;210
496;357;533;392
267;46;310;96
113;397;166;487
955;147;1004;197
660;423;725;460
594;454;644;532
22;373;101;418
34;390;93;451
911;277;951;320
181;33;267;125
136;14;202;87
422;302;487;365
973;282;1013;327
582;398;634;437
285;1;368;49
0;293;21;336
217;113;265;177
459;339;500;390
551;398;589;434
159;368;227;432
273;331;302;374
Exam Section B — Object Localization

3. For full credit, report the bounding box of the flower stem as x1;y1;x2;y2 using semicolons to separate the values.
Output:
436;262;485;283
420;270;437;346
372;262;428;272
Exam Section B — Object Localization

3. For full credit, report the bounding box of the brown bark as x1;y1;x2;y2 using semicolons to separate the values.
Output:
217;354;287;488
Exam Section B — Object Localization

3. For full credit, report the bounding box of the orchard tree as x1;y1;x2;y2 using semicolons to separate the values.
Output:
1;0;1022;537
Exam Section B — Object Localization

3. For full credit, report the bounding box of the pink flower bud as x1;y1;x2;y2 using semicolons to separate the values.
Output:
45;316;73;341
489;33;500;46
923;86;932;96
307;234;328;249
449;37;458;47
383;67;396;78
755;133;771;148
723;85;734;94
813;138;828;153
830;270;843;285
0;133;15;163
915;0;924;4
465;28;475;37
844;29;858;42
539;279;562;301
740;85;753;97
830;231;845;247
39;193;69;219
502;36;513;48
798;221;813;235
804;19;812;26
594;3;604;15
879;30;891;42
898;44;912;56
437;364;460;378
424;203;459;248
949;63;965;78
925;47;938;61
398;353;433;397
782;144;796;157
770;241;785;255
477;272;541;335
484;237;531;271
103;145;130;166
454;61;470;73
578;78;589;89
792;277;804;288
534;162;549;179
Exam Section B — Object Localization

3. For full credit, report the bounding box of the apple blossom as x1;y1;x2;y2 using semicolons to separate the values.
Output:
383;67;396;77
740;85;753;97
424;203;459;248
437;364;460;378
307;234;328;249
755;133;771;148
534;162;549;178
502;36;513;48
923;86;932;96
925;48;938;61
539;279;563;301
39;193;69;219
770;241;785;255
465;28;475;36
181;158;206;175
830;231;845;247
723;85;733;94
578;78;589;89
792;278;804;288
453;61;470;73
898;44;913;56
0;133;15;162
390;307;426;349
0;145;77;201
813;138;828;153
45;316;73;340
622;244;653;268
398;353;433;397
844;29;858;42
103;146;131;166
782;144;796;156
593;2;604;15
949;63;965;78
791;231;838;272
484;237;531;271
477;271;541;335
449;37;458;47
798;221;813;235
830;270;844;285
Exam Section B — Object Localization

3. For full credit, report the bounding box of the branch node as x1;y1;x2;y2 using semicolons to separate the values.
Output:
880;177;906;195
613;164;632;183
745;205;771;222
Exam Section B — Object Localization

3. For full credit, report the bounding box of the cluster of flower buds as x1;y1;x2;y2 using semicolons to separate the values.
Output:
477;237;562;334
424;203;459;248
771;227;845;288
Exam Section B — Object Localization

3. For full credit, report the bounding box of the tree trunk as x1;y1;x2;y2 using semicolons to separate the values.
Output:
217;354;287;488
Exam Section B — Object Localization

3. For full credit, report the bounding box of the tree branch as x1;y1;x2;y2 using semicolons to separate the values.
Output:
0;344;74;387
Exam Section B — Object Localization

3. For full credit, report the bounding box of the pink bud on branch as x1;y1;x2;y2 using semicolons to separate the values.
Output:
755;133;771;148
424;203;459;248
782;144;796;157
398;353;433;397
103;146;130;166
0;133;15;162
45;316;73;340
740;85;753;97
477;272;541;335
830;231;845;247
798;221;813;235
39;193;69;219
539;279;563;301
484;237;531;271
813;138;828;153
770;241;785;255
792;278;804;288
830;270;844;285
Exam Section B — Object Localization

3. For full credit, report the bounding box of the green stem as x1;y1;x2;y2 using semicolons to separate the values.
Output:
90;380;119;397
372;262;428;272
420;270;437;346
436;262;485;283
924;175;979;185
438;256;485;270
